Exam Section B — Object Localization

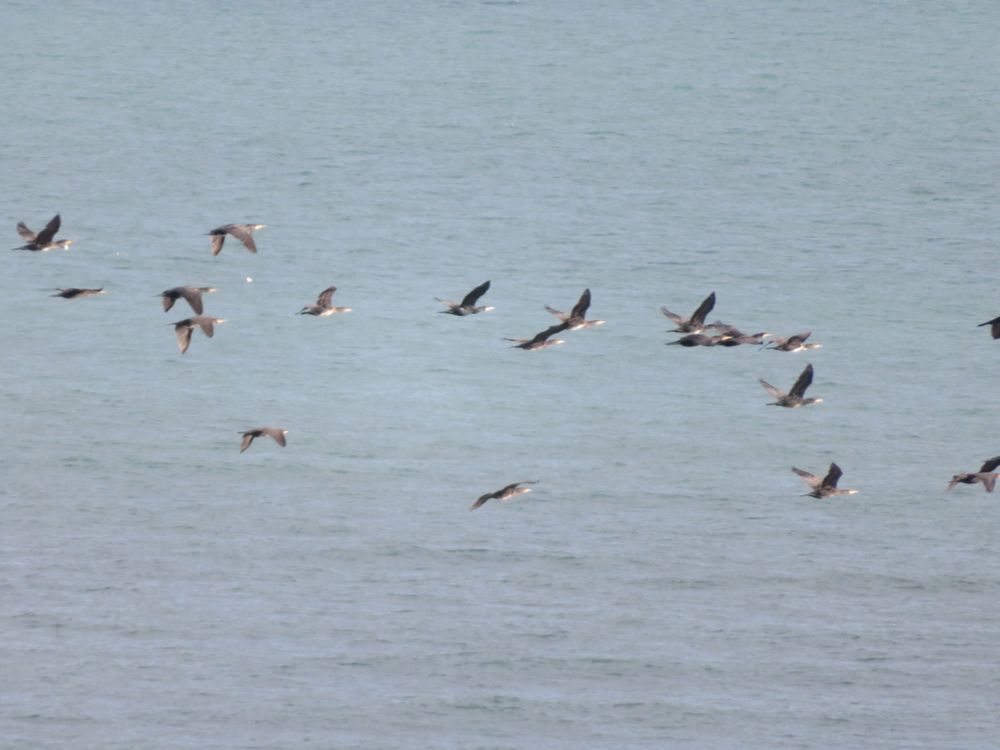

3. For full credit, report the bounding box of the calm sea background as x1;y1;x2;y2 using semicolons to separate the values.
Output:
2;1;999;748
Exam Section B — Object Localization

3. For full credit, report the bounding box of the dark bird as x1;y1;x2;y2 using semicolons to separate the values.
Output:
13;214;73;251
947;455;1000;492
297;286;352;316
765;331;821;352
51;287;105;299
239;427;288;453
661;291;716;333
791;463;858;498
667;333;719;347
170;316;227;354
977;316;1000;340
436;280;493;315
159;286;217;314
545;288;604;330
470;480;538;510
760;363;823;407
208;223;266;255
505;324;567;350
713;328;771;346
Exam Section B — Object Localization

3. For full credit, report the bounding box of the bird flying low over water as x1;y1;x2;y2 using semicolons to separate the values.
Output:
947;455;1000;492
208;223;266;255
765;331;821;352
436;280;493;315
760;363;822;408
791;463;858;498
159;286;217;314
505;324;567;350
470;480;538;510
171;316;226;354
239;427;288;453
545;288;604;330
977;317;1000;340
51;288;105;299
13;214;73;251
297;286;352;316
661;291;716;333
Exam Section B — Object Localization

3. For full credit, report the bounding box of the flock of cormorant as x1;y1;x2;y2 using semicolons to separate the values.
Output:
14;213;998;505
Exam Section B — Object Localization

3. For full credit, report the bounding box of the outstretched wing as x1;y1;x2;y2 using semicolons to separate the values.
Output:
660;306;684;325
178;287;205;314
239;432;256;453
978;455;1000;473
34;214;61;246
16;222;36;242
227;224;258;252
759;380;785;400
316;286;336;308
262;428;287;447
210;234;226;255
789;364;814;399
821;463;843;489
470;491;497;510
544;305;568;321
195;318;215;337
569;288;591;319
689;292;716;326
527;323;567;345
460;280;490;307
791;467;822;489
175;326;193;354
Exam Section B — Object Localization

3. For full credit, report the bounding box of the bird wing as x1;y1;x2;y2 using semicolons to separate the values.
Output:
460;280;490;307
946;475;963;491
470;491;496;510
263;428;287;446
227;225;258;252
791;467;822;488
984;475;997;493
544;305;569;321
759;380;785;400
569;289;591;319
993;322;1000;340
789;364;814;398
980;456;1000;473
822;463;843;489
161;291;178;313
660;306;684;325
210;234;225;255
528;324;567;345
316;286;336;308
34;214;61;246
175;326;193;354
435;297;458;308
788;331;811;345
16;222;36;242
689;292;716;326
239;432;255;453
178;287;204;314
195;317;215;337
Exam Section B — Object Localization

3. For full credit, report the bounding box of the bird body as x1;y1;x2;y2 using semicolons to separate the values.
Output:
471;480;538;510
505;324;566;350
437;280;492;315
661;292;716;333
208;223;266;255
171;316;226;354
545;288;604;330
297;286;351;316
52;287;105;299
667;333;720;347
159;286;217;314
239;427;288;453
792;463;858;498
765;331;821;352
977;317;1000;340
13;214;73;251
760;363;822;407
947;456;1000;492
